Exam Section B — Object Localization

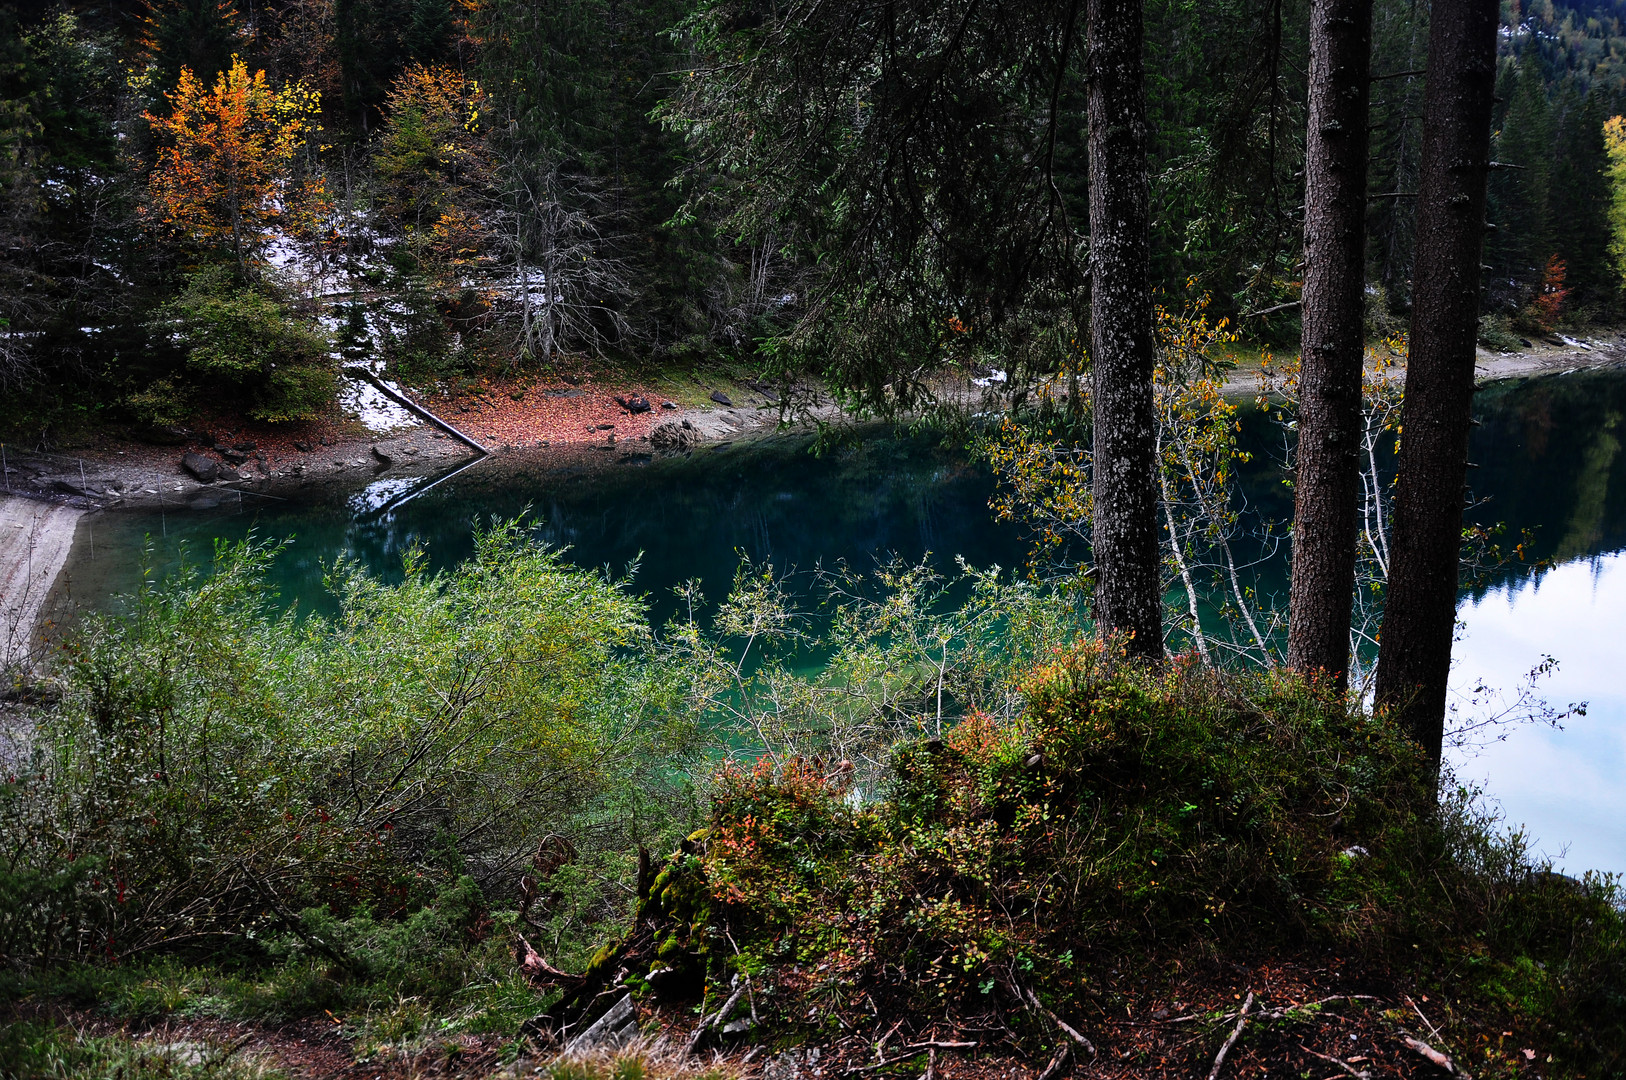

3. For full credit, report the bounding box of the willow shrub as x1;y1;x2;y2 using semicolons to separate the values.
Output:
660;645;1625;1066
0;522;703;970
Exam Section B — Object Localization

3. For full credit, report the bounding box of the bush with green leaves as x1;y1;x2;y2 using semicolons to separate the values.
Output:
149;266;336;422
620;646;1626;1071
0;522;701;970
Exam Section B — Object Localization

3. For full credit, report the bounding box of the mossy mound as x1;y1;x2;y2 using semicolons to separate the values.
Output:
602;649;1625;1074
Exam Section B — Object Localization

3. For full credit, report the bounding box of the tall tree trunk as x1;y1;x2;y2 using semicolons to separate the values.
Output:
1374;0;1499;771
1087;0;1162;661
1287;0;1374;689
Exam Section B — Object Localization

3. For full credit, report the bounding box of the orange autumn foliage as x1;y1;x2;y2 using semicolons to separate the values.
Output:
1531;255;1569;332
144;56;326;265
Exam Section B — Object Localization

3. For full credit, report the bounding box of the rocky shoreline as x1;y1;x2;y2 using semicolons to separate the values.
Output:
2;332;1622;516
0;374;830;514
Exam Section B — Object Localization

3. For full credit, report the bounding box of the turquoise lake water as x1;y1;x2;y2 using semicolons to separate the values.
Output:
53;368;1626;877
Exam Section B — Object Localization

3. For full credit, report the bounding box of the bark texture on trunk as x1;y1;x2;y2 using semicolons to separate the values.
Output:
1086;0;1164;657
1374;0;1499;769
1287;0;1374;688
1087;0;1162;661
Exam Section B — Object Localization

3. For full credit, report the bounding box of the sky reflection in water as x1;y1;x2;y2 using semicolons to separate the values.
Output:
1450;553;1626;878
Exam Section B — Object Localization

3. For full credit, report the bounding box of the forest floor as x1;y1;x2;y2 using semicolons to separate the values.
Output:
2;954;1513;1080
0;364;825;514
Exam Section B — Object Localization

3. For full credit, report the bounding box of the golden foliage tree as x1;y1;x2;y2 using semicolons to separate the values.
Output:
373;62;491;263
145;56;325;268
1604;115;1626;287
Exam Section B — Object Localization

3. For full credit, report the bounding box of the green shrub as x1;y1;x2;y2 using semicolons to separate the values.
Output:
152;266;336;422
1478;313;1525;352
0;522;701;972
626;646;1625;1070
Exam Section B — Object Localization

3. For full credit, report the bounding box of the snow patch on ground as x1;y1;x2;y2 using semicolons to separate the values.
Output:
338;375;420;433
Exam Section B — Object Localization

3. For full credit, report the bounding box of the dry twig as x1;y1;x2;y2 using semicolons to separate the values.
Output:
1300;1043;1371;1079
1019;984;1098;1056
1206;990;1254;1080
1404;1035;1471;1078
684;981;745;1057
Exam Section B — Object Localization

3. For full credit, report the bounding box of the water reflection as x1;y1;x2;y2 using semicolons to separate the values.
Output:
53;430;1028;629
48;368;1626;876
1450;553;1626;877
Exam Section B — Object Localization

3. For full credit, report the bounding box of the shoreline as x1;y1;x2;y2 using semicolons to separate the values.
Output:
1;332;1621;517
1215;330;1626;398
0;496;85;673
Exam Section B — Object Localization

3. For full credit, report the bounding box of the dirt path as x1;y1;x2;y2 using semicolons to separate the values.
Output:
0;495;85;671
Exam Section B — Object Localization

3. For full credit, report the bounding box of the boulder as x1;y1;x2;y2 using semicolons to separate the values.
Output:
660;400;678;410
222;450;249;465
709;390;734;407
649;420;699;452
180;453;219;482
371;445;393;466
233;440;257;452
294;440;314;452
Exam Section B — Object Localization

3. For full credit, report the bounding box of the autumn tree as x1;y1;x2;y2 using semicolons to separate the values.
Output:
373;61;491;260
145;56;326;270
1605;115;1626;281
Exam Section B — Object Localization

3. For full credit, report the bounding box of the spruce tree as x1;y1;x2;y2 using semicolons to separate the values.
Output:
1374;0;1500;776
1551;88;1615;307
1287;0;1373;689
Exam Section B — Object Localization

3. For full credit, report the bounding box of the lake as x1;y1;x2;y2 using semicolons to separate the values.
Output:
51;369;1626;878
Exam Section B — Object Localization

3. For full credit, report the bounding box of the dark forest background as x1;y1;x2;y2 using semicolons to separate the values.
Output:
1;0;1623;441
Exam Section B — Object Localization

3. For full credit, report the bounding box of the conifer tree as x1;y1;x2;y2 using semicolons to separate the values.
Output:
1489;52;1554;286
1550;89;1615;307
1286;0;1373;688
1374;0;1500;775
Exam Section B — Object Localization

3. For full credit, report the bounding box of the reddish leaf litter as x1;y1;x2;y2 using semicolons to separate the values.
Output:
397;375;677;450
3;374;682;505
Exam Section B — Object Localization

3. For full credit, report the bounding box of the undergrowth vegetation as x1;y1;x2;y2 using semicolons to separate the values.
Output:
0;521;701;978
596;647;1626;1074
1;532;1623;1076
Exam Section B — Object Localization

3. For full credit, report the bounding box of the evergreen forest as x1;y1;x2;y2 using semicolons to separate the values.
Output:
2;0;1626;1077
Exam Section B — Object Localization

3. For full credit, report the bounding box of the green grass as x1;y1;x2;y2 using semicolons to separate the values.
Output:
0;1019;286;1080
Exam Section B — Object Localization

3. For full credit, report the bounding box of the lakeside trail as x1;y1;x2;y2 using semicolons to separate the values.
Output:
0;495;84;672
